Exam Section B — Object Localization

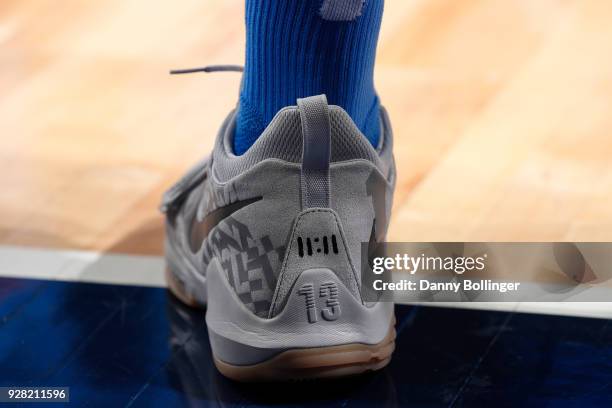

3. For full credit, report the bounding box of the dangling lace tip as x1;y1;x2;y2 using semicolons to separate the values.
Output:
169;68;208;75
169;65;244;75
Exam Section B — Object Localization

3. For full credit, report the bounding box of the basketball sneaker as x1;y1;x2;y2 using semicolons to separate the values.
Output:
161;94;396;381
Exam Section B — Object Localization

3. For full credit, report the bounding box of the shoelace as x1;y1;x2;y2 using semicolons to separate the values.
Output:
169;64;244;75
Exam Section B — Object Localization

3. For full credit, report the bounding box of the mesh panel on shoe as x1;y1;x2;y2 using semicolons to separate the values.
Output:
212;106;386;182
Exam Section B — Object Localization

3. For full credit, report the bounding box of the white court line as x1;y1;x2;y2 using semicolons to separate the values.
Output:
0;245;610;319
0;245;165;287
413;301;612;320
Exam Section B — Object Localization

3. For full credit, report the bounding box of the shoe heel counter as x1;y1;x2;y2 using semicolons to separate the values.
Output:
269;208;361;317
266;94;378;317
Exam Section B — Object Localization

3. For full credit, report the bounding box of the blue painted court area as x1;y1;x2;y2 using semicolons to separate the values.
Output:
0;277;610;407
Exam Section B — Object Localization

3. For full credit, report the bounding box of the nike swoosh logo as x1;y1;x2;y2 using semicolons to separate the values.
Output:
189;196;262;253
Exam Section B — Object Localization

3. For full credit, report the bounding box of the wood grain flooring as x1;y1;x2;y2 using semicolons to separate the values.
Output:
1;0;611;255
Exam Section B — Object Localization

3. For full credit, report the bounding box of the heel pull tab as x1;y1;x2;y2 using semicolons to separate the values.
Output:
297;95;331;209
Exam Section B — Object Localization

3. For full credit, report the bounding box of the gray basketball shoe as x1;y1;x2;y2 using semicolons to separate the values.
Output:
161;94;396;381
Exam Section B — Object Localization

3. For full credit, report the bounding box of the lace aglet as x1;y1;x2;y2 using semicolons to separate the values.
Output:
169;67;210;75
169;65;244;75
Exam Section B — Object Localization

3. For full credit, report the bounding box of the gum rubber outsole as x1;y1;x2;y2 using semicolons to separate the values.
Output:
213;321;396;382
166;267;396;382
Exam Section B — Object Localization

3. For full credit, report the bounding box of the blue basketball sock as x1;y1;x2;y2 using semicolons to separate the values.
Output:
234;0;384;155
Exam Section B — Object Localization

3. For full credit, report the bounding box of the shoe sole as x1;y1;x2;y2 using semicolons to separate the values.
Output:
166;267;396;382
213;319;395;382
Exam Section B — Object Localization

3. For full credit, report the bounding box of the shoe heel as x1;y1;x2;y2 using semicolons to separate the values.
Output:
206;263;395;381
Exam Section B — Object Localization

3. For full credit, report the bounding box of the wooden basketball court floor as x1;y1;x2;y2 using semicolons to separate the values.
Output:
0;1;611;406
